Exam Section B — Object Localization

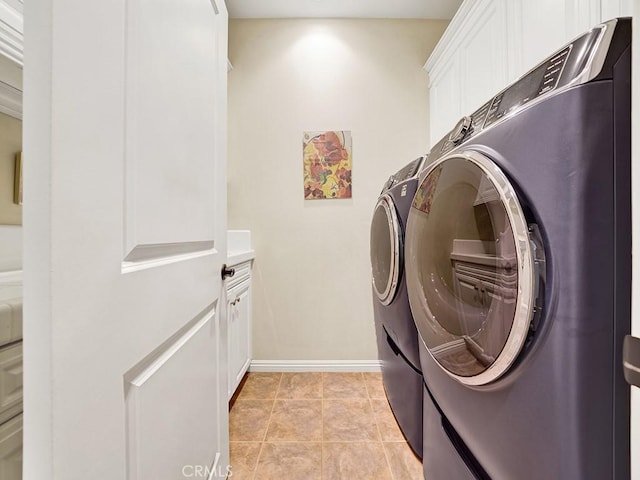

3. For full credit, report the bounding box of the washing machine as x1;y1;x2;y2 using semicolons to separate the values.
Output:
370;156;425;456
406;18;631;479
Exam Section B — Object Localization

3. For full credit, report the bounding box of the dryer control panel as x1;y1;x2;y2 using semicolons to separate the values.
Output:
433;17;629;159
482;45;571;128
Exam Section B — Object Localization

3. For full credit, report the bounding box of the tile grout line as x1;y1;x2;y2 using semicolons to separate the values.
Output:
252;372;283;480
265;373;284;442
368;374;397;480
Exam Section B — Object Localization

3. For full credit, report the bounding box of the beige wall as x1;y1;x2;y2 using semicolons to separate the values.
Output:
0;112;22;225
228;19;447;361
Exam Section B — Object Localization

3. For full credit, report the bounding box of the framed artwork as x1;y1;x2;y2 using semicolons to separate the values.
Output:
303;130;352;200
13;151;21;205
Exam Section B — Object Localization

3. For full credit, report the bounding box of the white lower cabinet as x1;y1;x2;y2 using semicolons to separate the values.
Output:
0;413;21;480
0;343;23;425
0;340;21;480
227;260;252;399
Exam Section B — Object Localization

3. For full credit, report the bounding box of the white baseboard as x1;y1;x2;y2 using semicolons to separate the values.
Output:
249;359;382;373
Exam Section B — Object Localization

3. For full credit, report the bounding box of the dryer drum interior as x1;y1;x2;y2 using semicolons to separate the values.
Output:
406;151;545;386
371;194;402;306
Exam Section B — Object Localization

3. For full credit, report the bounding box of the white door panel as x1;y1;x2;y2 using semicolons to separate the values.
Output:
124;307;221;480
125;0;220;254
23;0;229;479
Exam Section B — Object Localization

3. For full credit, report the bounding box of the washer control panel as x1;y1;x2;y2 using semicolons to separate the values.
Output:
381;156;424;192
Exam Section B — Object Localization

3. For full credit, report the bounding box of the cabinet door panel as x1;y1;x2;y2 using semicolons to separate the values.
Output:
226;296;236;399
460;1;507;113
227;271;252;399
234;287;251;388
601;0;633;20
0;414;21;480
506;0;569;81
429;54;462;145
0;343;21;425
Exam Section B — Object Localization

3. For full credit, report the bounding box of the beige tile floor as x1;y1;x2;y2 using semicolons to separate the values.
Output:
229;372;423;480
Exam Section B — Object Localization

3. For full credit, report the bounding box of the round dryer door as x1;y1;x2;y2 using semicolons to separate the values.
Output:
406;151;540;386
371;194;402;306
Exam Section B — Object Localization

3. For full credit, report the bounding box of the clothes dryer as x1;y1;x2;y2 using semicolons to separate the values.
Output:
371;156;425;456
406;18;631;479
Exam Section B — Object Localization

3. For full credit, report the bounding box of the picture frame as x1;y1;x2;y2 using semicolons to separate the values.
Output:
13;151;21;205
303;130;352;200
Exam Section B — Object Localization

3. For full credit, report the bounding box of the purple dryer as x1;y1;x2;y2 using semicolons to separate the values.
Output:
370;156;425;457
406;18;631;479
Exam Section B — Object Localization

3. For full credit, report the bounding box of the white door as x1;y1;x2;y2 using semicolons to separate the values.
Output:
22;0;229;479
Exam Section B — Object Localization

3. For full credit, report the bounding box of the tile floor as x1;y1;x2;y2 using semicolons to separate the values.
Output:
229;372;423;480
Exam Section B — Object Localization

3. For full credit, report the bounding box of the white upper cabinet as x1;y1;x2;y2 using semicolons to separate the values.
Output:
426;0;507;143
425;0;632;146
601;0;633;22
505;0;569;83
428;54;462;149
458;0;507;113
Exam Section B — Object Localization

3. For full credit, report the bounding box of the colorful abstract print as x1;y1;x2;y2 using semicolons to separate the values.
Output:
303;131;352;200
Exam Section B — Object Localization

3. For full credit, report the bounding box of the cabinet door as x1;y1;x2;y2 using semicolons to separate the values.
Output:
600;0;633;23
506;0;569;81
228;278;251;399
429;54;462;145
233;286;251;388
226;295;236;399
0;343;21;425
427;0;508;145
459;0;508;114
0;414;22;480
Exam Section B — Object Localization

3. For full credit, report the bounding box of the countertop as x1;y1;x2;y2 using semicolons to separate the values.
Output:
0;271;22;347
227;230;255;266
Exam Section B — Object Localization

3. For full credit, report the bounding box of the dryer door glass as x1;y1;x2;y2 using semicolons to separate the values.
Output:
406;152;538;385
371;195;401;306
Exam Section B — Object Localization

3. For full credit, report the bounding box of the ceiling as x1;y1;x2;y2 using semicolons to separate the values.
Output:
225;0;464;20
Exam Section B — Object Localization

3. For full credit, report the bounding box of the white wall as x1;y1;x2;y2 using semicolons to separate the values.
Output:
228;19;447;361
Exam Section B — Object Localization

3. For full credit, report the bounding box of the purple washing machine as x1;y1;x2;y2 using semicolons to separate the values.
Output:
370;156;425;457
406;18;631;479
